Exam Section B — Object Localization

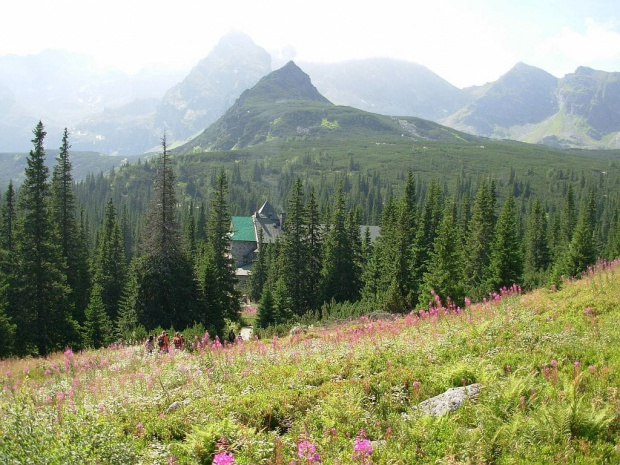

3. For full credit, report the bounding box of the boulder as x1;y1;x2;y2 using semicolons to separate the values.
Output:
414;383;482;417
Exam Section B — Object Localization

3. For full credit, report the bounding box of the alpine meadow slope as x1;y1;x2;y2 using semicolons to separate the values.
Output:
1;260;619;463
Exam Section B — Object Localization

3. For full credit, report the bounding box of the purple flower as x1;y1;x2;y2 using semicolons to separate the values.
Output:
213;451;235;465
298;440;321;462
352;434;373;462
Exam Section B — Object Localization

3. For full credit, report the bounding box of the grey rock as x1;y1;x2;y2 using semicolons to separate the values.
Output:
415;383;482;417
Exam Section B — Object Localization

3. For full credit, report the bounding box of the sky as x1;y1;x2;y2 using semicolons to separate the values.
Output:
2;0;619;88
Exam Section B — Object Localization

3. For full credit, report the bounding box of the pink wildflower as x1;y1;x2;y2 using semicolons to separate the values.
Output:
352;430;373;463
213;451;235;465
298;440;321;463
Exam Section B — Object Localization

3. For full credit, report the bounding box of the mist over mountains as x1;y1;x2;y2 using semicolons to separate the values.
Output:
1;32;619;155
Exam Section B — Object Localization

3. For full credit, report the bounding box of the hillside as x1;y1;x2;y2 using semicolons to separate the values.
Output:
177;61;479;153
0;150;140;188
2;261;619;463
441;62;559;136
442;64;620;149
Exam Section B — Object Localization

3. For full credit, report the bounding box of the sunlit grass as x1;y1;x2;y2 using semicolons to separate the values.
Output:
2;262;620;463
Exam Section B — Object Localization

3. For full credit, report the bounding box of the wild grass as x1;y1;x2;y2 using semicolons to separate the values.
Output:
1;262;620;463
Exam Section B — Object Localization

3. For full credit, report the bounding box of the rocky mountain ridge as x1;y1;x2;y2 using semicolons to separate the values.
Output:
1;33;619;154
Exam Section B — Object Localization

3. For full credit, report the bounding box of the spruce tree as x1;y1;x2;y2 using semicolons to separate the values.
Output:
11;121;79;355
320;185;361;303
362;196;397;300
83;284;113;349
1;181;16;251
280;178;310;315
555;205;597;279
523;198;550;287
486;193;523;292
197;169;240;333
420;199;465;308
463;178;496;298
51;129;90;322
256;287;276;328
131;135;199;330
394;172;418;307
306;186;322;309
115;259;141;340
410;181;443;302
0;261;16;357
92;199;126;322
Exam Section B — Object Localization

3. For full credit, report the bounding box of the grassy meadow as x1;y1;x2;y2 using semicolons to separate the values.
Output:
2;262;620;464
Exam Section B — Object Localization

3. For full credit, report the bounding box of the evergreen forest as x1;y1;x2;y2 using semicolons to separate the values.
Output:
1;121;620;357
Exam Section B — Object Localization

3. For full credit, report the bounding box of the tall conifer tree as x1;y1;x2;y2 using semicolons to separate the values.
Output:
92;199;126;322
1;181;16;251
523;198;550;287
306;186;323;308
51;128;90;322
197;169;240;333
463;178;496;298
320;185;361;303
486;193;523;291
280;178;310;315
420;199;465;307
11;121;79;355
131;135;199;330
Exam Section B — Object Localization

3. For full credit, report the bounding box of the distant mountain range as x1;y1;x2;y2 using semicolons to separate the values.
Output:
177;61;477;153
1;32;619;155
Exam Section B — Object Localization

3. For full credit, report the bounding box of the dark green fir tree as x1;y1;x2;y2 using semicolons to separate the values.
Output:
11;121;79;355
130;135;200;330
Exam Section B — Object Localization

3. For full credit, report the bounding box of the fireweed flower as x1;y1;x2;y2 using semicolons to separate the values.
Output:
298;440;321;463
352;430;373;463
213;451;235;464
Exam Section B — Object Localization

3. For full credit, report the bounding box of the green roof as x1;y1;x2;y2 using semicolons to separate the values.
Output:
231;216;255;241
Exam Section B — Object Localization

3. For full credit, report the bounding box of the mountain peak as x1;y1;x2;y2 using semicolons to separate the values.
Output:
243;61;331;104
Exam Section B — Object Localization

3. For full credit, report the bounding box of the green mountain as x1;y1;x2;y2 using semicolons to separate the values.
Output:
441;64;620;149
178;61;478;153
441;63;558;135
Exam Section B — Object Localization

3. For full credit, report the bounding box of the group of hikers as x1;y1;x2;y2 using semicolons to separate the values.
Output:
144;331;186;354
144;328;245;354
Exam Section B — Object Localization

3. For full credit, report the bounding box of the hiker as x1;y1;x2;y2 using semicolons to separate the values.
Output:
157;331;169;353
173;332;185;351
228;329;236;344
163;332;170;352
145;335;155;354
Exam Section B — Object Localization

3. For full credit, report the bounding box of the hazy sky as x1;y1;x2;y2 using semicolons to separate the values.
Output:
2;0;619;88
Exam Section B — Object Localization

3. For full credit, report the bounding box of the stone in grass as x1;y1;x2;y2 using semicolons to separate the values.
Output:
166;399;190;413
414;383;483;417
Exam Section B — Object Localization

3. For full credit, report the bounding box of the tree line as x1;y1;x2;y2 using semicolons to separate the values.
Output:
0;122;617;355
249;169;610;330
0;123;239;356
